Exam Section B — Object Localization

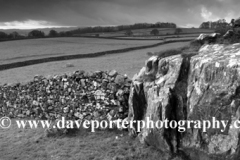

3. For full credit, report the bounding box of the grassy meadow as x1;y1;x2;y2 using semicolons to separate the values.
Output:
0;28;213;65
0;120;168;160
0;37;161;65
0;41;189;85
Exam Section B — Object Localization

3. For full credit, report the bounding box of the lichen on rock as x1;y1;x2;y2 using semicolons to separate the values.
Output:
128;43;240;159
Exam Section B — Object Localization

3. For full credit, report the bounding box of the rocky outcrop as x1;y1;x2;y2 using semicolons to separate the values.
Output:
128;43;240;159
196;33;220;44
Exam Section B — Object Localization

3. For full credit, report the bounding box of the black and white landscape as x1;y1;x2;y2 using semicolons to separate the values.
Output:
0;0;240;160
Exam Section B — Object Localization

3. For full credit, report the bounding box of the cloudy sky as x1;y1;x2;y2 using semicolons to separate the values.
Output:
0;0;239;29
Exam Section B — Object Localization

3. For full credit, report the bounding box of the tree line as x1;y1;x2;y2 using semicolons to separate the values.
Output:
69;22;176;35
0;30;71;40
199;18;240;35
0;22;177;40
199;19;229;29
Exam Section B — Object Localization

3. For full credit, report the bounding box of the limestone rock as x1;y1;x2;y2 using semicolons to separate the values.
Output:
129;54;185;153
196;33;220;44
114;75;125;86
128;43;240;159
108;70;118;77
185;43;240;156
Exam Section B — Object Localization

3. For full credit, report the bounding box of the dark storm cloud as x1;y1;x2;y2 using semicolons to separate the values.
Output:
0;0;240;27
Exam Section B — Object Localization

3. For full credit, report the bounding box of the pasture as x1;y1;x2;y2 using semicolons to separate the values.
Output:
0;41;189;85
0;37;161;65
0;121;167;160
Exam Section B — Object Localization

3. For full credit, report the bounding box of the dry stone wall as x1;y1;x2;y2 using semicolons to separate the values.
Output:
0;70;131;122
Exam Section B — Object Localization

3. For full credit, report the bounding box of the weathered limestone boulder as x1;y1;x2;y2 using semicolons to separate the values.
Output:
128;43;240;159
185;44;240;158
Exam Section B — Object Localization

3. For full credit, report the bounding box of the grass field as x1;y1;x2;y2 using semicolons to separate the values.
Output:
0;37;161;65
0;41;189;85
0;120;169;160
116;33;202;40
0;28;211;66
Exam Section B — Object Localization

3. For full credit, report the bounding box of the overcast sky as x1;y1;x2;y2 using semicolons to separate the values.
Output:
0;0;239;29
